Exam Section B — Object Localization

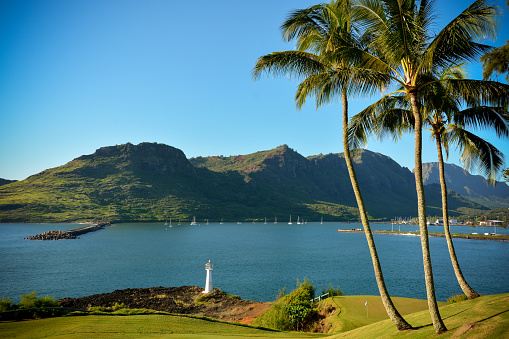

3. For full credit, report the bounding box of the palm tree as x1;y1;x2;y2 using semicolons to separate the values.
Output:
347;0;505;333
349;63;509;301
253;0;412;331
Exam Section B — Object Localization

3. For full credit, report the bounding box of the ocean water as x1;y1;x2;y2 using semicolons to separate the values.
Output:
0;222;507;302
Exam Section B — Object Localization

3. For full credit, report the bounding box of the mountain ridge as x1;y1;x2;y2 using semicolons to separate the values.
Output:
422;162;509;209
0;142;491;223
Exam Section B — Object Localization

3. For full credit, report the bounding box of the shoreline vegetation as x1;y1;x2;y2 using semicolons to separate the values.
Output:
337;229;509;241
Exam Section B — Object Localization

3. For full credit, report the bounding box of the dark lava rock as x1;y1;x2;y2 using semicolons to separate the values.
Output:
57;286;270;323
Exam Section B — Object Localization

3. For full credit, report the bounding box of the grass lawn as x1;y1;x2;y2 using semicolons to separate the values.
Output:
0;313;324;339
331;293;509;338
326;295;442;333
1;294;507;338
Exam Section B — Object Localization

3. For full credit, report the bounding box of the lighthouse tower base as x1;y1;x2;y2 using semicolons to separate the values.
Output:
203;260;214;293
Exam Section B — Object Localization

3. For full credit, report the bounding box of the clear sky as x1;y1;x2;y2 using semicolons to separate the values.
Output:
1;0;508;181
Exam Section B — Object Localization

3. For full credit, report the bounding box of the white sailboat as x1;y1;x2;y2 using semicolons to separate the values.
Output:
274;217;277;224
288;215;292;225
321;217;323;225
264;217;267;224
169;218;172;228
190;216;197;226
220;218;224;224
297;216;301;225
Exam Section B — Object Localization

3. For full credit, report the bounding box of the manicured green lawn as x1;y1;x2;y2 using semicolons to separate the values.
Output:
326;295;441;333
1;294;507;338
331;293;509;338
0;313;324;339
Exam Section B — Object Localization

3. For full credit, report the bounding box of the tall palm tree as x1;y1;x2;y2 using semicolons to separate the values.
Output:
347;0;505;333
349;63;509;301
253;0;412;331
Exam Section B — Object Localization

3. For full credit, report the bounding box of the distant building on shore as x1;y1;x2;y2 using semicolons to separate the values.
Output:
478;220;503;226
433;219;458;225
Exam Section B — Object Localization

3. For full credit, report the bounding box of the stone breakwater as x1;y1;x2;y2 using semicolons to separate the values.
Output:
25;222;111;240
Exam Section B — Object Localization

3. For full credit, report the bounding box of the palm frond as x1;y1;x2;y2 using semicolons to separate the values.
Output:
348;94;413;149
423;0;499;71
453;106;509;138
447;78;509;107
446;125;505;183
252;51;326;81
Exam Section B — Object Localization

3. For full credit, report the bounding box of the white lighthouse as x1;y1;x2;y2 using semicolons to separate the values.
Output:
203;260;214;293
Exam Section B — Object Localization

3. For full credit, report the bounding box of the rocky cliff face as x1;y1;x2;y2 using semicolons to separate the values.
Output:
75;142;196;176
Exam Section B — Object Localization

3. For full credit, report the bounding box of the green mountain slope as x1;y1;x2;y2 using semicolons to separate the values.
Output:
422;162;509;209
0;143;484;223
0;178;17;186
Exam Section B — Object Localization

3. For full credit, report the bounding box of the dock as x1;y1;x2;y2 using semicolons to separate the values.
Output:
26;222;111;240
337;229;509;241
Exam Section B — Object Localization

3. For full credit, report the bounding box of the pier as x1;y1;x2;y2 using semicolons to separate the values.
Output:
337;229;509;241
26;222;111;240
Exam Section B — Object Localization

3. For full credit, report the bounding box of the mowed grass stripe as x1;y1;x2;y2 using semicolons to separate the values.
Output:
0;313;324;339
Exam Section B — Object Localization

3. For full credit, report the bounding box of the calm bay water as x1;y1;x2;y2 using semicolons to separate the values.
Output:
0;222;507;302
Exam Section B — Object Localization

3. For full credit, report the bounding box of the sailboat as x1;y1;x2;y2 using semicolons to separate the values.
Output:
206;219;209;225
288;215;292;225
274;217;277;224
220;218;224;224
264;217;267;224
321;217;323;225
297;216;301;225
169;218;172;228
190;216;197;226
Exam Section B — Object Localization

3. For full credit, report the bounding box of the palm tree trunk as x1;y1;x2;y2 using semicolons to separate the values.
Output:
409;92;447;334
435;135;480;299
342;89;412;331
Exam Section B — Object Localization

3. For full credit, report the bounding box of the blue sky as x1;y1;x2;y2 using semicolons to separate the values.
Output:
1;0;508;181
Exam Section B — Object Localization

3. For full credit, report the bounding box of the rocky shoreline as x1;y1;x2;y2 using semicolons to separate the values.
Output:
57;286;270;324
25;222;111;240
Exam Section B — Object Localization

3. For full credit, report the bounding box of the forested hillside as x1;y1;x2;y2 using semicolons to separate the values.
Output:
0;142;486;223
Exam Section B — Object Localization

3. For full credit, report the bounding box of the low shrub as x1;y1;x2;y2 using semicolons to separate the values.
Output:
0;297;14;312
88;306;111;313
0;291;63;320
195;290;240;303
112;302;125;311
253;278;318;331
18;291;60;309
447;294;469;304
322;284;343;297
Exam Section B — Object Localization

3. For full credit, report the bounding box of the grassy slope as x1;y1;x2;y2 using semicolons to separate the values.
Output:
325;295;442;333
331;293;509;338
2;294;507;338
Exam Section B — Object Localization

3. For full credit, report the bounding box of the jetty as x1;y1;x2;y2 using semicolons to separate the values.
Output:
26;222;111;240
337;229;509;242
